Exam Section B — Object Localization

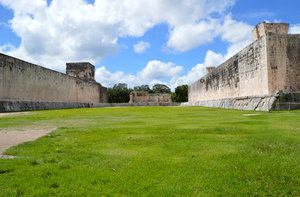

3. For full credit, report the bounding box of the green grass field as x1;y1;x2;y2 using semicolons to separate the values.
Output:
0;107;299;196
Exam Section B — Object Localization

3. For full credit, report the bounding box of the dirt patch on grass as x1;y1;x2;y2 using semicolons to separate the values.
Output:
0;112;33;117
0;128;56;158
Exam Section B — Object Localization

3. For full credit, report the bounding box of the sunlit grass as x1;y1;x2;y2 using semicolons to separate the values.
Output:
0;107;299;196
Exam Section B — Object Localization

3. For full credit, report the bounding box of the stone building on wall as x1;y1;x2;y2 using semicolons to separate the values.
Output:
129;92;172;103
183;22;300;111
0;53;107;112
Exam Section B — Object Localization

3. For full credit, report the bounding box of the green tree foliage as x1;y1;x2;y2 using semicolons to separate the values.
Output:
152;84;171;94
133;85;150;92
173;85;188;102
108;83;133;103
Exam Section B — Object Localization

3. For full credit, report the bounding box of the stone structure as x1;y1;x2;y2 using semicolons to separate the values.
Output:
66;62;95;81
184;22;300;111
129;92;172;103
0;53;107;112
252;22;290;41
206;67;215;74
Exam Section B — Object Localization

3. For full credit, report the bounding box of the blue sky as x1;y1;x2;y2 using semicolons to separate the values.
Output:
0;0;300;89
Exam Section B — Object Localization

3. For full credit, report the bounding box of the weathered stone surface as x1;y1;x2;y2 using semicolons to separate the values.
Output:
206;67;215;74
182;92;300;111
129;92;172;103
189;35;269;102
252;22;289;41
188;22;300;111
66;62;95;81
0;100;89;112
0;53;107;111
0;100;181;112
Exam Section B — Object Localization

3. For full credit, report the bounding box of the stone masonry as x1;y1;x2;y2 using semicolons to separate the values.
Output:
184;22;300;111
129;92;172;103
0;53;107;112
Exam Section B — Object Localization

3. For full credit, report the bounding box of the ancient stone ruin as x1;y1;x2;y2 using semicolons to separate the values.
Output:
183;22;300;111
0;53;107;112
129;92;172;103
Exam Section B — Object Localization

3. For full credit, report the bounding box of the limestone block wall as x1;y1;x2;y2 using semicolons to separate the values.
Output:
252;22;289;41
188;33;300;103
189;36;269;102
266;34;300;93
66;62;95;81
0;53;107;103
129;92;172;103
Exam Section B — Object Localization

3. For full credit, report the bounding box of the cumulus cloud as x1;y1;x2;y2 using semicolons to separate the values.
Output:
133;41;150;53
95;60;183;88
169;50;224;89
219;15;252;44
138;61;183;81
0;43;16;52
290;24;300;34
96;14;254;90
167;20;220;52
0;0;236;70
1;0;256;91
95;51;225;90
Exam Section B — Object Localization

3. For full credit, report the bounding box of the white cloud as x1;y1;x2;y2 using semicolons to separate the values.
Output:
0;43;16;52
0;0;257;91
95;60;183;88
0;0;236;71
290;24;300;34
167;20;220;52
138;60;183;80
219;15;252;44
169;50;224;89
95;51;224;90
94;14;254;91
133;41;150;53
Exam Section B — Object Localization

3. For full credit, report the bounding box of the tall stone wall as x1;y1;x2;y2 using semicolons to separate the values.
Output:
187;22;300;111
189;35;269;102
266;34;300;93
0;53;107;105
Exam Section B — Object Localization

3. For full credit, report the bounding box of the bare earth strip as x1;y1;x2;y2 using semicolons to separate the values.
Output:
0;112;32;117
0;128;56;159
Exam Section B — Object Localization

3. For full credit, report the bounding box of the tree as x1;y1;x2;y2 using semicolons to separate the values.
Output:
133;85;150;92
152;84;171;94
173;85;188;102
108;83;132;103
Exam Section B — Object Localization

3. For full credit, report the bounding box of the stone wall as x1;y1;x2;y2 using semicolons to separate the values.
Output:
129;92;172;103
267;34;300;93
0;53;107;106
188;22;300;111
189;35;269;102
252;22;289;41
182;91;300;111
189;34;300;104
66;62;95;81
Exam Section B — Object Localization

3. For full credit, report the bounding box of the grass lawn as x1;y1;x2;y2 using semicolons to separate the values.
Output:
0;106;299;196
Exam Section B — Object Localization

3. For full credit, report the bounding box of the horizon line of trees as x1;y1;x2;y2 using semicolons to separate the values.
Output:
107;83;188;103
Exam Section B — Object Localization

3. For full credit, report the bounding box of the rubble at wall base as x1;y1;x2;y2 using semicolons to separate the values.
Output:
181;92;300;111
